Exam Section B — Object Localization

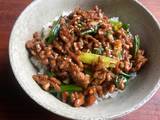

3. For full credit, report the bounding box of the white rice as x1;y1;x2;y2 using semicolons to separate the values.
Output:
30;57;47;74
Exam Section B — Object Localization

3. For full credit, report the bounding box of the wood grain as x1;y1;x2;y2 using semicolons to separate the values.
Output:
0;0;159;120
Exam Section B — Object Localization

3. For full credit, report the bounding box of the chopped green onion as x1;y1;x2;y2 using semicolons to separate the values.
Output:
41;28;45;39
133;35;140;57
61;84;83;92
115;72;136;88
46;17;61;44
81;24;100;35
77;21;83;28
120;71;136;79
122;24;130;31
49;88;61;98
115;75;128;88
84;68;92;75
118;51;122;60
93;47;104;55
106;30;112;36
49;88;56;93
46;71;56;77
49;84;82;98
109;17;122;31
63;79;70;84
49;85;83;93
79;52;118;68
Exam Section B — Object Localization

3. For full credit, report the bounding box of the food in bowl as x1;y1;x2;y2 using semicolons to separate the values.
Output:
26;6;147;107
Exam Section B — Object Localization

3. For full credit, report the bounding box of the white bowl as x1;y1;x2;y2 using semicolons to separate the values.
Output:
9;0;160;119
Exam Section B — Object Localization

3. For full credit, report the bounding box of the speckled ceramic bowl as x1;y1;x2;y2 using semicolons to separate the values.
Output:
9;0;160;119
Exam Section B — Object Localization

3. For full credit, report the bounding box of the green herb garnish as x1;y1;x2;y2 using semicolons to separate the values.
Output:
49;84;82;95
45;17;61;44
46;71;56;77
49;88;61;98
109;17;122;31
115;75;128;88
122;24;130;31
84;68;92;75
118;51;122;60
93;47;104;55
63;79;70;84
61;84;83;92
120;71;136;79
133;35;140;57
81;24;101;35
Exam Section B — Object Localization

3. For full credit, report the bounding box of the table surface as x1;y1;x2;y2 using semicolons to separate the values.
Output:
0;0;160;120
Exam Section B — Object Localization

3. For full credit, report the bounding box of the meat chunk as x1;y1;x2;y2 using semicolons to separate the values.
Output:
69;63;90;88
85;95;96;106
134;50;147;71
70;92;85;107
32;74;50;91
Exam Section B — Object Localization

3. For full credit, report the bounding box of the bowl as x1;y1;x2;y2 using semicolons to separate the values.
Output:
9;0;160;119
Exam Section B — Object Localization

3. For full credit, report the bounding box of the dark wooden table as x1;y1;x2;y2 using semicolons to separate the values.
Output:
0;0;160;120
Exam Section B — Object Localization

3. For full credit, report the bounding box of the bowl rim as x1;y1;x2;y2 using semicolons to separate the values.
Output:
9;0;160;119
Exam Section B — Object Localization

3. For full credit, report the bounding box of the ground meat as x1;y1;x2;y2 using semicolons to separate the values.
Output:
52;40;65;54
74;93;85;107
85;95;96;106
32;74;61;92
108;84;116;93
61;92;68;102
93;57;106;71
70;92;85;107
93;71;107;85
26;6;147;107
32;74;50;91
134;50;147;71
69;63;90;88
85;86;97;95
60;25;74;48
67;48;83;68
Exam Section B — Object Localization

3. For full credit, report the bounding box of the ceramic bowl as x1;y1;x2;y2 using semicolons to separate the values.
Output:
9;0;160;119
